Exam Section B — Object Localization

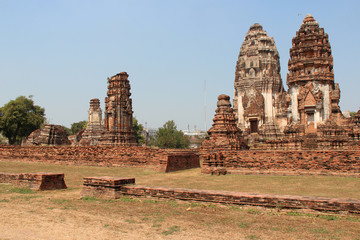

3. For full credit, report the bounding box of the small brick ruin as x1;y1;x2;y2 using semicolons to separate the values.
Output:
0;145;199;173
23;124;71;146
81;176;360;214
81;176;135;199
201;94;248;152
0;172;67;190
79;98;104;146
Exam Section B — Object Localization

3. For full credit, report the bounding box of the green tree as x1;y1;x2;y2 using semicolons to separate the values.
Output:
62;126;72;136
0;96;45;145
70;120;87;135
350;111;357;118
150;120;190;149
132;117;145;145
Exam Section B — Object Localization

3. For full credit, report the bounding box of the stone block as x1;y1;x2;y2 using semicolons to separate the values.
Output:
81;176;135;199
0;172;67;190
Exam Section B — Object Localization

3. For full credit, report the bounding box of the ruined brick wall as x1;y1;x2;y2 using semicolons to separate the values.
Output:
120;185;360;213
201;150;360;176
0;146;199;172
160;150;200;172
80;177;360;214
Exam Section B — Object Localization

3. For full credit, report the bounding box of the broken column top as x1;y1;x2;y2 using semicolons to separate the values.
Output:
90;98;100;110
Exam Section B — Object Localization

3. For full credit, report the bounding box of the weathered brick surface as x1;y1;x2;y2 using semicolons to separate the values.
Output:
0;146;199;172
81;176;135;199
201;150;360;176
81;177;360;214
0;172;67;190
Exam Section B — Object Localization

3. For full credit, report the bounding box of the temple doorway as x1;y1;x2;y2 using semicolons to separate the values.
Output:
250;119;258;133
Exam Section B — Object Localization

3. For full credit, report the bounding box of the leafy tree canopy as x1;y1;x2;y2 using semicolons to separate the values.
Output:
0;96;45;145
70;121;87;135
150;120;190;149
133;117;145;145
62;126;72;136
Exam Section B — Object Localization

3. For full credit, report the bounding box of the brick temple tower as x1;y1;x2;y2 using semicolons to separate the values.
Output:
233;23;286;138
287;14;339;129
99;72;137;146
201;94;248;151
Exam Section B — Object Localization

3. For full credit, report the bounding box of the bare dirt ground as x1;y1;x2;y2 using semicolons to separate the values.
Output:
0;160;359;240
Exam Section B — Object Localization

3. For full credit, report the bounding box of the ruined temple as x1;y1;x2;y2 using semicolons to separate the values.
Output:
201;94;248;151
79;98;104;146
287;14;337;128
99;72;137;146
23;124;71;146
230;14;358;150
233;23;287;143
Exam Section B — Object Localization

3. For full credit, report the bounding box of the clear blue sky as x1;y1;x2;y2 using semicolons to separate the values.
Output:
0;0;359;131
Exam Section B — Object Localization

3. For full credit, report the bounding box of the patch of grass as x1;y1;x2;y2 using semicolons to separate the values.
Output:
318;214;339;221
11;195;41;201
237;222;250;228
286;211;313;217
125;219;136;224
286;227;298;232
155;216;164;222
162;225;180;236
82;196;98;202
247;208;262;215
245;235;260;240
103;224;110;228
49;199;70;204
119;196;138;202
189;202;203;208
61;205;78;210
346;216;360;222
206;204;217;209
9;187;34;194
167;200;178;207
310;227;330;234
142;199;159;204
0;199;10;202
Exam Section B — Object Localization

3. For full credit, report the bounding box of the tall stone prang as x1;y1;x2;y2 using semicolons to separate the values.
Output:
99;72;137;146
287;14;338;128
79;98;104;146
201;94;248;151
233;23;286;137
